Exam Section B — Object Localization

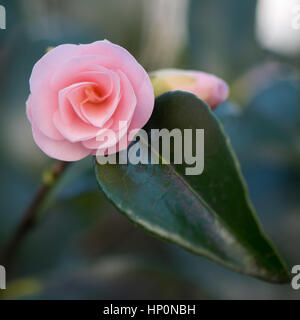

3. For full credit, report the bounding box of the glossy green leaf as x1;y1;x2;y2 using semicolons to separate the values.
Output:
94;91;290;283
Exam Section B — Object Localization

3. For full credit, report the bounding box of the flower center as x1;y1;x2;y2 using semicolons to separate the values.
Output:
81;86;102;105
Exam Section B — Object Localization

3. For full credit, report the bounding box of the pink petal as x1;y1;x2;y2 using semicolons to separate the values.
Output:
50;55;112;90
30;44;80;92
73;71;114;102
80;71;121;127
128;73;154;131
29;87;64;140
58;81;96;124
53;107;100;143
79;40;147;89
81;70;137;152
81;120;115;150
108;70;137;131
193;72;229;109
29;44;81;140
31;123;90;161
84;121;129;151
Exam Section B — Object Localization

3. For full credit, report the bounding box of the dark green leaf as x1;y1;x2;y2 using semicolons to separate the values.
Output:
94;91;290;283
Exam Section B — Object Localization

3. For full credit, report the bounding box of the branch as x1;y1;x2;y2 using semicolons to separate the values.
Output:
0;161;70;268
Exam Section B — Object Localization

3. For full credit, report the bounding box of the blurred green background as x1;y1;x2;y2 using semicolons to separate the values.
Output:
0;0;300;299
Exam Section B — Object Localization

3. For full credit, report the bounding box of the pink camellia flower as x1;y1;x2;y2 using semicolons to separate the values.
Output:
150;69;229;109
26;40;155;161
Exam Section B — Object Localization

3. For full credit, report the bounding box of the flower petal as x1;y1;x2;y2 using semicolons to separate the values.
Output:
50;55;112;90
81;70;137;152
80;71;121;127
53;108;100;143
58;81;96;124
29;87;64;140
30;44;79;92
31;123;90;161
128;73;154;131
108;70;137;131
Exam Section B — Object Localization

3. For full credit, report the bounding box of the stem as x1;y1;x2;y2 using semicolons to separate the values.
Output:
0;161;70;268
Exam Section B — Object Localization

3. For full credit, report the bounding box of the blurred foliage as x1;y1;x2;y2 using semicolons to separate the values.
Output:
0;0;300;299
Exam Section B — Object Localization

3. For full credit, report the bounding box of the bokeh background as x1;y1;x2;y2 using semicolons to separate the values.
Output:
0;0;300;299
